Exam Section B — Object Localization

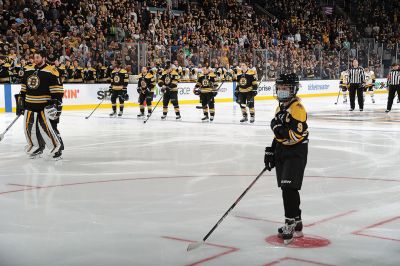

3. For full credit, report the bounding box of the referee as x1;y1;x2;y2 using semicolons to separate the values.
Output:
386;62;400;113
347;59;366;111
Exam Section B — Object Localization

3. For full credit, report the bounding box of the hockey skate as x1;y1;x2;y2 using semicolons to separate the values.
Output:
210;116;214;122
250;116;255;123
161;115;167;120
109;111;117;118
29;147;44;159
147;110;152;118
240;116;248;123
52;151;62;161
201;115;209;122
279;218;297;245
118;111;123;117
137;113;145;118
176;115;182;121
278;218;303;239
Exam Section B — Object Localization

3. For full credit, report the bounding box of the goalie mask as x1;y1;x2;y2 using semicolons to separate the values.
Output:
274;73;300;102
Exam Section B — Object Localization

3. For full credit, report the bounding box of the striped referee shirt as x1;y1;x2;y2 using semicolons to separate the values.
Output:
348;67;365;84
388;70;400;86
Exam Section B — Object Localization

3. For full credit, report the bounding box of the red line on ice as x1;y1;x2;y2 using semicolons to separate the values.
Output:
264;256;335;266
0;173;398;197
235;210;356;228
304;210;357;227
352;216;400;242
7;183;43;189
161;236;239;266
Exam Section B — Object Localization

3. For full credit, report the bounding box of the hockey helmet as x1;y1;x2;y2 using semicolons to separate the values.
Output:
275;73;300;102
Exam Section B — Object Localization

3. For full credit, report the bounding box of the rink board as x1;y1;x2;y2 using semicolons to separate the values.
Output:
0;79;388;112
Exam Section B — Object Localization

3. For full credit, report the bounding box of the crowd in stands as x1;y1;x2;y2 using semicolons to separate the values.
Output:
0;0;398;82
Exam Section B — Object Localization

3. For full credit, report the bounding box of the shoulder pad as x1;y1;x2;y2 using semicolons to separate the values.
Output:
44;65;60;76
120;69;128;73
290;101;307;122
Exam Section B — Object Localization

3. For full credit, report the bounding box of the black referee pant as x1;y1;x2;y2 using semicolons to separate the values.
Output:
387;85;400;111
349;84;364;110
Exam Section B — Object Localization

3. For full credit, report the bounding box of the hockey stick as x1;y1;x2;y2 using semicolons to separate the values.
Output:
0;115;21;142
85;98;105;119
187;166;268;252
195;81;225;109
143;95;164;124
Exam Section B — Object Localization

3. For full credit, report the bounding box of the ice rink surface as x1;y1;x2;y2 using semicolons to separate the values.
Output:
0;94;399;266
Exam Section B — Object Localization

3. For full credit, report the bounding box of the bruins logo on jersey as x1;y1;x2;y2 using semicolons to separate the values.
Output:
201;79;210;87
140;80;147;88
113;75;120;83
18;70;24;77
27;74;40;90
165;76;171;85
239;77;247;86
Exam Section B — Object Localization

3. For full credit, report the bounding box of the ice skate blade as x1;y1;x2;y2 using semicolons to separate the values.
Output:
284;238;294;245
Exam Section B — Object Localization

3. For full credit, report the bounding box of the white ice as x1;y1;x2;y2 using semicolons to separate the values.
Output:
0;94;400;266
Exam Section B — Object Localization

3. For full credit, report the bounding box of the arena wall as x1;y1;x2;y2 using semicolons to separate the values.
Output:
0;79;388;112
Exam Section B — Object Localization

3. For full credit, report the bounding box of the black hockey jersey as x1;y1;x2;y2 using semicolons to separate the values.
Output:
235;69;257;93
0;62;11;83
195;73;217;93
110;69;129;90
274;98;308;146
138;72;157;93
21;63;64;112
158;70;179;92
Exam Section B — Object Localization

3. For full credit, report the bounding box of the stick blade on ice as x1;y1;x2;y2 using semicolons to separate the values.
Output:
187;241;203;251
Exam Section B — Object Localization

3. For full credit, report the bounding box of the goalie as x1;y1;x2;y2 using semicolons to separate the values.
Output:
16;50;64;160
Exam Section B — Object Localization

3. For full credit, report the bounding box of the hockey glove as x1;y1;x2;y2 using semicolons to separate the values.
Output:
264;146;275;171
14;94;24;116
44;104;58;120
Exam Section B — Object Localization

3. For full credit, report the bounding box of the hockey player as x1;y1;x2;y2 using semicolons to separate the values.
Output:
17;50;64;159
84;62;97;83
137;66;156;118
109;61;129;117
97;62;109;83
235;63;258;123
54;60;65;83
264;73;308;245
72;60;84;83
339;70;349;103
158;61;181;120
11;59;26;84
364;67;376;103
64;59;74;83
194;67;219;121
0;55;11;83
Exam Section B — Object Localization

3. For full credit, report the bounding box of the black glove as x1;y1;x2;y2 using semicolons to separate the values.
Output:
109;87;113;93
212;91;218;97
14;94;24;116
253;90;258;96
264;146;275;171
137;88;141;93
